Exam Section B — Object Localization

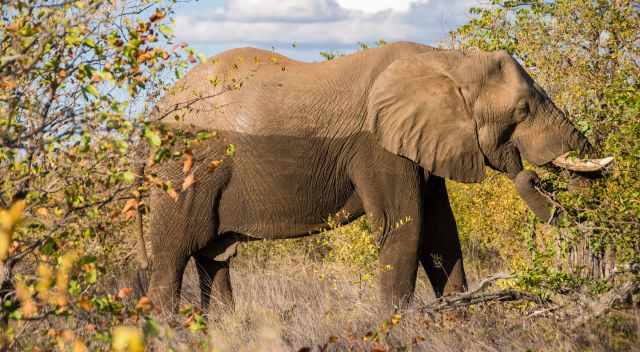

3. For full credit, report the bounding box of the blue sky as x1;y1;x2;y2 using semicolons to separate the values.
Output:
173;0;483;61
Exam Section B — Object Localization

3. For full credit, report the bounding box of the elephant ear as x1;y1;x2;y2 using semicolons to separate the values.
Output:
367;53;485;183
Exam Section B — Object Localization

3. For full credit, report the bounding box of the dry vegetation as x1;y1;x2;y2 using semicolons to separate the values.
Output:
1;0;639;351
115;222;637;352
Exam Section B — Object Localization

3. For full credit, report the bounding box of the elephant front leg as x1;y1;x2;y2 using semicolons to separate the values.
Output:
377;217;421;313
350;139;424;314
420;175;468;296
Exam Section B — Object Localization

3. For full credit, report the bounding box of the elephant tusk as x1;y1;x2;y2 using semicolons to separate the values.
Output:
552;152;614;172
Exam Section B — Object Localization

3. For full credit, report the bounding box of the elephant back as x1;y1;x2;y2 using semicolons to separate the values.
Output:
156;42;436;138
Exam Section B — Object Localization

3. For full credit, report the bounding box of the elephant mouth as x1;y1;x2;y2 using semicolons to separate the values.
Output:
551;152;614;172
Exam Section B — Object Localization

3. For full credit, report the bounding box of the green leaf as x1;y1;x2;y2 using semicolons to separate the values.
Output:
82;38;96;48
196;131;212;140
122;170;136;184
144;128;161;147
69;280;81;296
143;317;162;338
158;24;173;38
84;84;100;97
41;238;58;256
196;52;207;63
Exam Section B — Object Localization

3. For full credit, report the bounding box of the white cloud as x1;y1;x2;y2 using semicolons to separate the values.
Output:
174;0;481;57
223;0;346;21
336;0;429;13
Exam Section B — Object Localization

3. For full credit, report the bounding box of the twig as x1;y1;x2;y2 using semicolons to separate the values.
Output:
527;304;565;318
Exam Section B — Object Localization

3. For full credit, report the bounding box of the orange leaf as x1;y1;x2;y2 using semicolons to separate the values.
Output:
136;296;153;312
121;199;138;215
36;207;49;217
125;209;137;220
78;297;93;311
117;287;133;299
208;159;223;172
167;188;179;202
182;151;193;173
6;22;19;32
0;80;16;90
182;173;195;191
149;10;166;22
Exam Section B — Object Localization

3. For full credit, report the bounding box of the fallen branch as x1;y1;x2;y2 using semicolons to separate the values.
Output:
416;273;546;315
419;289;544;315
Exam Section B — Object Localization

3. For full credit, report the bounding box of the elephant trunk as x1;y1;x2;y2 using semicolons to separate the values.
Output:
513;170;556;223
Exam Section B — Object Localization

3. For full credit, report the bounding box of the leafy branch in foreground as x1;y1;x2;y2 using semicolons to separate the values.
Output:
0;0;210;349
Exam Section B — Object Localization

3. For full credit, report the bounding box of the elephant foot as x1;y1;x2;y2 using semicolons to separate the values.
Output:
441;259;468;295
378;265;417;317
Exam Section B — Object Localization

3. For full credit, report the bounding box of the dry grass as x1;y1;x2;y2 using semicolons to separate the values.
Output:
169;251;640;352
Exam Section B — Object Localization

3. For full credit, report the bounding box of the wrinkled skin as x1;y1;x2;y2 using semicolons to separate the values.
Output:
144;42;591;316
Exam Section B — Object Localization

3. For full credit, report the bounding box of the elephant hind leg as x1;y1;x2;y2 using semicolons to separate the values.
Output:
194;255;234;315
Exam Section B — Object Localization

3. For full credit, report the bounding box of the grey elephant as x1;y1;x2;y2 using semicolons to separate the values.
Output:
137;42;610;315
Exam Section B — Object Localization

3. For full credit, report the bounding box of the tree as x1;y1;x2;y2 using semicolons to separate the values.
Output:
0;0;202;349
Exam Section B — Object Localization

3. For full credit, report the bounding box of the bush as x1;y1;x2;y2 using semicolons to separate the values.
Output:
0;0;199;349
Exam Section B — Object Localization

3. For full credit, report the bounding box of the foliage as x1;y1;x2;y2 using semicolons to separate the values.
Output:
450;0;640;281
0;0;206;349
447;173;529;272
240;213;379;285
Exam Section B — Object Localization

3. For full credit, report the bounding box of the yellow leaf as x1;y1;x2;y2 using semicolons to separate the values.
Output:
36;263;54;297
72;340;88;352
16;280;37;318
112;326;144;352
0;199;26;260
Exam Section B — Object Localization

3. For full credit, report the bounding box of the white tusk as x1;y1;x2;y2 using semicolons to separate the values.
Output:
552;152;614;172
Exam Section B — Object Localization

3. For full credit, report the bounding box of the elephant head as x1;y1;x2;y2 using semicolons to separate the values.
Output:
367;49;612;221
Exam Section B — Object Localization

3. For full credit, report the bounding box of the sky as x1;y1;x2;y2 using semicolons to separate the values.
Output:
173;0;484;62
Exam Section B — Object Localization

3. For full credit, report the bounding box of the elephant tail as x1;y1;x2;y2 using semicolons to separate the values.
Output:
134;142;150;273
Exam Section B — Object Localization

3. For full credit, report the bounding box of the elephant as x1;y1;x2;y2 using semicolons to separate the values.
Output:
137;41;611;316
